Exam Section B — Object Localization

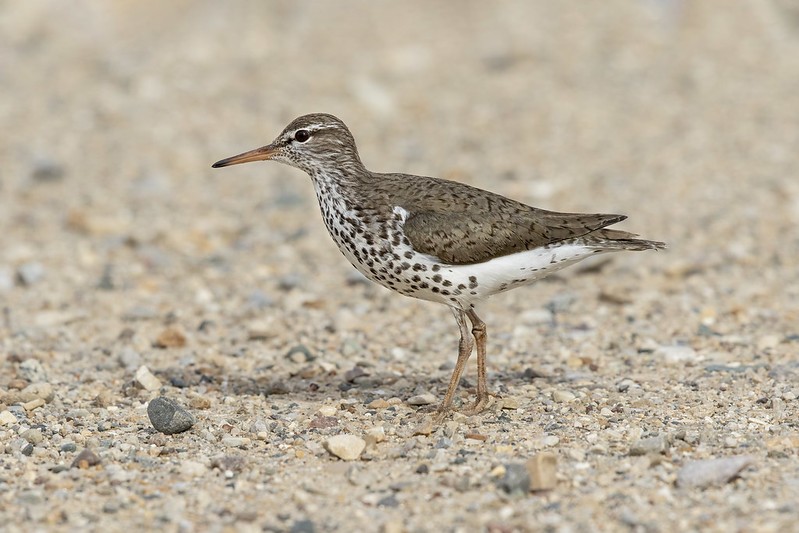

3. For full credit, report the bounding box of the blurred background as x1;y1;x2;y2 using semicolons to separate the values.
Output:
1;0;797;340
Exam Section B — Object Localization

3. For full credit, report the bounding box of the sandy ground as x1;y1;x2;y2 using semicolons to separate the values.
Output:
2;1;799;531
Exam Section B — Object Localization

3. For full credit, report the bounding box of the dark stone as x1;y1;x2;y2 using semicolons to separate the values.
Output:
147;396;196;435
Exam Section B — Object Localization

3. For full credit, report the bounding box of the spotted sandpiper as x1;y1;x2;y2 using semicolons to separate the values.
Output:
213;113;665;417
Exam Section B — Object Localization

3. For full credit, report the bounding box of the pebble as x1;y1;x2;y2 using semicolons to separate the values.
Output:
496;463;531;495
18;359;47;383
676;456;755;489
526;452;558;491
286;344;314;363
552;390;576;403
16;262;45;286
407;393;437;406
21;428;44;445
135;365;162;391
317;405;338;417
629;435;671;456
0;410;18;425
22;398;46;411
654;345;698;363
22;382;54;402
501;397;520;409
30;158;65;182
154;327;187;348
324;434;366;461
367;398;390;409
71;448;102;469
60;442;77;452
247;319;276;341
365;426;386;446
221;437;250;448
542;435;560;447
147;396;196;434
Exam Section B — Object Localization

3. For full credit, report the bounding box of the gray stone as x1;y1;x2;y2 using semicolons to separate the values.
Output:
629;435;671;456
676;456;755;489
147;396;196;435
496;463;531;495
407;393;437;406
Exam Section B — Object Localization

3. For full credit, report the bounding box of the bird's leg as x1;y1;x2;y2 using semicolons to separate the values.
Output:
465;308;491;414
435;307;474;419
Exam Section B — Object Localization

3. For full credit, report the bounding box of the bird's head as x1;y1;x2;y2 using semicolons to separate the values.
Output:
212;113;363;176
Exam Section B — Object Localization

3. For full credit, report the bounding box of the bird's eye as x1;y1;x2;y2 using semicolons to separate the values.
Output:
294;129;311;143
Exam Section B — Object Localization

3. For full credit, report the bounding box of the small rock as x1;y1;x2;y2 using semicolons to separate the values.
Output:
501;397;520;409
552;390;576;403
367;398;390;409
654;345;698;363
542;435;560;447
189;396;211;409
308;415;338;429
526;452;558;491
221;437;250;448
324;434;366;461
22;398;46;411
407;393;437;406
71;448;102;469
0;410;18;425
285;344;314;363
21;428;44;445
616;378;639;392
16;262;45;286
93;390;114;407
60;442;77;452
135;365;162;391
365;426;386;446
496;463;531;495
21;382;54;402
154;327;187;348
412;417;435;436
629;435;671;456
147;396;196;434
247;320;276;341
317;405;338;417
676;456;755;489
18;359;47;383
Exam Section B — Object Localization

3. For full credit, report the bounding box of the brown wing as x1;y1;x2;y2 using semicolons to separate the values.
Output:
402;209;626;264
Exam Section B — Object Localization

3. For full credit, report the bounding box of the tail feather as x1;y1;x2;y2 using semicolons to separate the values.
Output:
586;228;667;251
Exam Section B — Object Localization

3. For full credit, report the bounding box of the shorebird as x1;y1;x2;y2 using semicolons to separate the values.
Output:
213;113;665;417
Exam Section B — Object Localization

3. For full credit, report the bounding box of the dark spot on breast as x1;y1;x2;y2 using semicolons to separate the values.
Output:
432;274;442;283
404;251;413;259
442;280;452;287
419;282;429;289
431;287;440;293
432;264;441;272
457;283;466;290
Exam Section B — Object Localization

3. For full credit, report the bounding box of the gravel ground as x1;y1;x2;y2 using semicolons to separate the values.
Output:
2;1;799;532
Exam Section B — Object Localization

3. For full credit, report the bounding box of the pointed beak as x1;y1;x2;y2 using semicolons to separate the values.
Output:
212;143;279;168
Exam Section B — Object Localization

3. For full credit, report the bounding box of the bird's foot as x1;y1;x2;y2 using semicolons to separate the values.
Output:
459;393;495;416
